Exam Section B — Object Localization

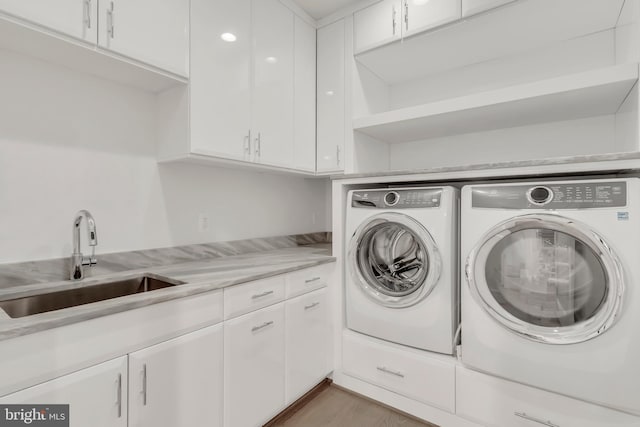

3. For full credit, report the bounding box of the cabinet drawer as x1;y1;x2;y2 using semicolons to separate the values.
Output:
456;366;640;427
342;331;455;413
285;263;333;298
223;275;285;320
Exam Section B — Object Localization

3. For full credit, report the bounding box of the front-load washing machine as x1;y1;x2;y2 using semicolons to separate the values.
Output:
461;178;640;415
346;186;458;354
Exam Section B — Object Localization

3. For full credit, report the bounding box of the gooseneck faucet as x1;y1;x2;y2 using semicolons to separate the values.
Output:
70;210;98;280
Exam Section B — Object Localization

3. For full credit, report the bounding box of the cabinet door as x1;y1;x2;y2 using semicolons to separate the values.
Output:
285;288;331;404
128;324;223;427
402;0;461;38
354;0;401;54
98;0;189;76
293;15;317;172
224;303;285;427
0;357;127;427
462;0;515;17
190;0;252;161
317;20;345;173
251;0;295;168
0;0;97;43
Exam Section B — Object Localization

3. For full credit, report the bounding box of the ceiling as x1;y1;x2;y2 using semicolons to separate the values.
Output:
292;0;363;20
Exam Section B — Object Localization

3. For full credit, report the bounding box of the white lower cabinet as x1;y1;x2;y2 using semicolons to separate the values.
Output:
128;324;224;427
0;356;128;427
456;366;640;427
285;288;331;402
224;302;286;427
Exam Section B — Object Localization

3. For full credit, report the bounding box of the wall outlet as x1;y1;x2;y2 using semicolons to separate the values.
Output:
198;213;210;233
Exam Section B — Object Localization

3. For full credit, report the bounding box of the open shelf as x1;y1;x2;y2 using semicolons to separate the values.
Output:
353;64;639;144
0;14;187;93
355;0;625;85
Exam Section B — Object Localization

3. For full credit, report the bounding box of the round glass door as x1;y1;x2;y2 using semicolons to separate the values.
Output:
467;214;624;344
349;213;442;308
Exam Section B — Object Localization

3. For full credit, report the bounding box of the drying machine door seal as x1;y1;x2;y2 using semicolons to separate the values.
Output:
466;214;624;344
348;212;442;308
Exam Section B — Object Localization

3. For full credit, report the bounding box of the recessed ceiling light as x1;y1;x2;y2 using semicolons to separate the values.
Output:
265;56;278;64
413;0;430;5
325;90;334;96
220;33;237;42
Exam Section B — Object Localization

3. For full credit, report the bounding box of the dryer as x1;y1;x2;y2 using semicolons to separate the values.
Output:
461;178;640;415
345;186;458;354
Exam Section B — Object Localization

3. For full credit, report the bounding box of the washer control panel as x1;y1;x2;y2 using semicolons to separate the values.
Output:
472;181;627;209
352;188;442;209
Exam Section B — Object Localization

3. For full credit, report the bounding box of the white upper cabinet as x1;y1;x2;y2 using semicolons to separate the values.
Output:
293;15;317;172
354;0;460;54
317;19;346;173
354;0;401;54
0;357;128;427
128;324;223;427
462;0;515;17
190;0;252;161
251;0;295;168
0;0;97;42
98;0;189;76
158;0;317;174
403;0;461;38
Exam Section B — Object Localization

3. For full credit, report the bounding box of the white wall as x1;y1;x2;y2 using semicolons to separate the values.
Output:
0;49;330;264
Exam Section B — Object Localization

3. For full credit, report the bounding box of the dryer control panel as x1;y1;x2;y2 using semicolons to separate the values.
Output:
472;181;627;209
351;189;442;209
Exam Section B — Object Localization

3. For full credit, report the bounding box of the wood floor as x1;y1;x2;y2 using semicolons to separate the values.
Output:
268;385;439;427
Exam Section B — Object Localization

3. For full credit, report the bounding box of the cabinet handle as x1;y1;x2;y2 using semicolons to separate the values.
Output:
251;290;274;299
142;364;148;406
392;5;397;36
251;320;274;332
514;412;560;427
254;132;261;159
404;0;409;32
336;146;341;167
304;302;320;310
107;1;115;39
305;276;321;284
244;130;252;157
83;0;92;29
116;373;123;418
376;366;405;378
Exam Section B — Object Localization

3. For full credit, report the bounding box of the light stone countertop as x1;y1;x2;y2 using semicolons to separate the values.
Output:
332;152;640;181
0;245;334;341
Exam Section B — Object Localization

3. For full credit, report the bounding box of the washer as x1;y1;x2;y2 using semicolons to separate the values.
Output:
461;178;640;415
346;186;459;354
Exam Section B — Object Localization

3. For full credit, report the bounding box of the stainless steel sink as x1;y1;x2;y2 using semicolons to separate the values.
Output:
0;274;185;319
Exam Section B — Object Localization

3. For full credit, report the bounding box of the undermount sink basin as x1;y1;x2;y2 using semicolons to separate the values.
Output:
0;274;185;319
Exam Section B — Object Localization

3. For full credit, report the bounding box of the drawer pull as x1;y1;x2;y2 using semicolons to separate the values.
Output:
305;276;321;284
116;373;122;418
376;366;404;378
251;321;274;332
304;302;320;310
142;364;147;406
251;290;274;299
514;412;560;427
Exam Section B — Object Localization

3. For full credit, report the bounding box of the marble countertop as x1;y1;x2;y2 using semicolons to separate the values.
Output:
0;243;334;341
332;152;640;181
